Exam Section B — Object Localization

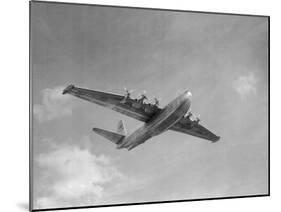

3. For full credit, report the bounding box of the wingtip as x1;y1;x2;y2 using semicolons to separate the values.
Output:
212;136;220;143
62;84;75;94
93;128;103;134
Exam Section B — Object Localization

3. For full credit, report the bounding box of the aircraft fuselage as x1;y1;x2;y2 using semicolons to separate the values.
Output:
118;91;192;150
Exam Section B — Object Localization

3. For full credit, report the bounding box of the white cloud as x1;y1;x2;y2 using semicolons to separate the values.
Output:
34;144;124;209
233;72;258;97
34;86;75;122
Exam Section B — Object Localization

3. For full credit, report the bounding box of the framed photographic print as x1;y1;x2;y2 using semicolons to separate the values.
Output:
30;1;269;211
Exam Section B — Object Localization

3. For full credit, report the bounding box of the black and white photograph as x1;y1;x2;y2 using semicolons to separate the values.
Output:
30;1;269;211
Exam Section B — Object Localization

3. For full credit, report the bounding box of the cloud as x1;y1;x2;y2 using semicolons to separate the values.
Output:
34;86;75;122
233;72;258;97
34;143;125;209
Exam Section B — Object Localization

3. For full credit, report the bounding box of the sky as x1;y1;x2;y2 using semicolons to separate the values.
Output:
31;2;269;210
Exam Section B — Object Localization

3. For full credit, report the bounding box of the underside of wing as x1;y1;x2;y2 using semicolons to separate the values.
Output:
170;117;220;142
63;85;160;122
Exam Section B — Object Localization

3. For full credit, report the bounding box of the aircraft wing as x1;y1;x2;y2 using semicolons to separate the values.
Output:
62;85;159;122
170;118;220;142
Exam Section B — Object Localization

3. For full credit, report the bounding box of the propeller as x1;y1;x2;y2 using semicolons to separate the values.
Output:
138;90;147;100
153;97;161;106
184;110;200;123
195;114;201;123
124;87;134;97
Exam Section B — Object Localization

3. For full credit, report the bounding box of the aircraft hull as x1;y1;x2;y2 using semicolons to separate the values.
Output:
119;91;192;150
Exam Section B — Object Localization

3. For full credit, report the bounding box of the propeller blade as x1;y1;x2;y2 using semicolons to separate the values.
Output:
138;91;147;99
153;97;161;106
124;87;134;95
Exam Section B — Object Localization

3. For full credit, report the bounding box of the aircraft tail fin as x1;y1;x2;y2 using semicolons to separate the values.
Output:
117;120;127;136
93;128;125;145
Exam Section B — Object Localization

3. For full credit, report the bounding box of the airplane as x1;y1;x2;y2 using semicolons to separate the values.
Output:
62;85;220;150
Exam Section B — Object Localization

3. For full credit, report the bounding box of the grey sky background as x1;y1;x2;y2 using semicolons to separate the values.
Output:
31;2;268;209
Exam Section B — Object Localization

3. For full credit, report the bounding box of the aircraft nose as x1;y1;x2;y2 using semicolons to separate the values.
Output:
184;90;192;98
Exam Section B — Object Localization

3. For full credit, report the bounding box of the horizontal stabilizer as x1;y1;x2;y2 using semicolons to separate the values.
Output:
93;128;125;145
62;84;75;94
